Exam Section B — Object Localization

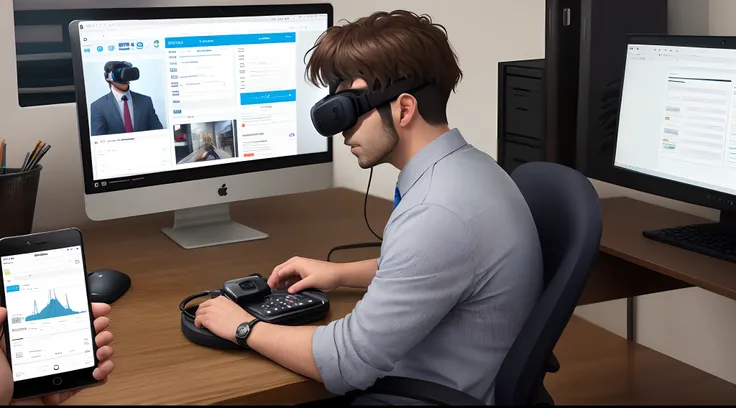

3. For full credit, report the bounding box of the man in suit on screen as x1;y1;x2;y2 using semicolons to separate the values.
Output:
90;61;164;136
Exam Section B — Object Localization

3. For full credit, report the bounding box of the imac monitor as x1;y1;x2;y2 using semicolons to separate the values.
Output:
69;5;333;249
613;35;736;262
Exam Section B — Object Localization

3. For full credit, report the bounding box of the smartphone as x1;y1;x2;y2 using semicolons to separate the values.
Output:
0;228;99;400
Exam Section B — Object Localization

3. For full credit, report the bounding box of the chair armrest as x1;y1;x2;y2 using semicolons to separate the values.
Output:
348;376;486;406
546;353;560;373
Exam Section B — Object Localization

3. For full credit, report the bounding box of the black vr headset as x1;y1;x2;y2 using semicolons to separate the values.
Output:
310;77;427;137
104;61;140;84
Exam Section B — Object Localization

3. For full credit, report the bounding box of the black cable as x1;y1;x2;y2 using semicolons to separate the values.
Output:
364;167;383;241
327;242;382;262
179;290;221;320
327;167;383;261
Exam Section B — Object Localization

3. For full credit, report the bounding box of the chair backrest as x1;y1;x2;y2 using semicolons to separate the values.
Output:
495;162;602;406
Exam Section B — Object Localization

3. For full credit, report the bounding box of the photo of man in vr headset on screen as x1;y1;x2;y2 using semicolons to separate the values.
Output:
90;61;164;136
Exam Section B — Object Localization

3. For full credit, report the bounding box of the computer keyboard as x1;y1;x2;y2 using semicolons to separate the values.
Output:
643;223;736;263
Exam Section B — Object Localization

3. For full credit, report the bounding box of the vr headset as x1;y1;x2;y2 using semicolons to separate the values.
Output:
310;77;427;137
104;61;140;84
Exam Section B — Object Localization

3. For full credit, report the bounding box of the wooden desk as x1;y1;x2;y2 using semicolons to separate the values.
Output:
69;188;390;405
574;197;736;313
65;189;736;405
597;197;736;301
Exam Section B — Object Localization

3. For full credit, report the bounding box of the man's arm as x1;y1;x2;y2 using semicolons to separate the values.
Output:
312;205;475;394
247;324;321;381
337;258;377;289
268;257;377;293
193;296;322;381
195;205;475;393
238;258;376;378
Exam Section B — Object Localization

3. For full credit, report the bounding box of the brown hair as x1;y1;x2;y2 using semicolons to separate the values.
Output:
305;10;462;125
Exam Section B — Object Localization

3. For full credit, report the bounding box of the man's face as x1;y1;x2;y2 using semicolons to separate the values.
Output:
109;80;129;92
337;78;399;169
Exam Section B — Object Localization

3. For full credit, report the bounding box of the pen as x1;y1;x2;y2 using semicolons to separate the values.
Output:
28;144;50;171
1;141;6;175
21;152;30;171
0;139;5;175
24;141;44;172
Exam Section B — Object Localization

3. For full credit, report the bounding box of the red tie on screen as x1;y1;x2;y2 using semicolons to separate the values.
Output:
122;95;133;133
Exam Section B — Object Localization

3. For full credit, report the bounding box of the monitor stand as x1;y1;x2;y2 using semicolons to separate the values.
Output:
162;203;268;250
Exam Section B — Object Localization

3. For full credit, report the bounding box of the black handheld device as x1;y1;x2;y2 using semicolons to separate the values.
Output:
0;228;100;400
179;274;329;349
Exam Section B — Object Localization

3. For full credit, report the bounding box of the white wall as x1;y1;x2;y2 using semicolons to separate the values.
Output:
709;0;735;37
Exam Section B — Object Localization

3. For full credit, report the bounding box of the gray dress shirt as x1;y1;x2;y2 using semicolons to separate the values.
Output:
312;129;543;405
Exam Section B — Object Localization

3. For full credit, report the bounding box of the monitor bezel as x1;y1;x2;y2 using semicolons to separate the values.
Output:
610;34;736;213
68;3;333;195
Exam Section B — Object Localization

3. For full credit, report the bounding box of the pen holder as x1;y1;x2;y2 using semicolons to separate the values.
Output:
0;165;42;239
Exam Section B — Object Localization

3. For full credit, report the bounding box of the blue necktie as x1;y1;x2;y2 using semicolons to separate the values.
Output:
393;185;401;209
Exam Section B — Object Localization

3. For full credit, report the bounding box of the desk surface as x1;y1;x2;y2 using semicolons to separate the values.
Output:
66;189;736;405
69;188;391;405
600;198;736;301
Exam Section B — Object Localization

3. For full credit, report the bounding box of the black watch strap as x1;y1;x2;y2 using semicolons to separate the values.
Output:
235;318;260;348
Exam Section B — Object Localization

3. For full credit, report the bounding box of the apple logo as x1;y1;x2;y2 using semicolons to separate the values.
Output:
218;184;228;197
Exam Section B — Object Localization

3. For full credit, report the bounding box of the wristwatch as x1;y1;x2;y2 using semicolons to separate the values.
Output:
235;318;260;348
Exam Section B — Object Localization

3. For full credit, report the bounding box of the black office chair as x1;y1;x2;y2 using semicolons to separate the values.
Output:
347;162;603;405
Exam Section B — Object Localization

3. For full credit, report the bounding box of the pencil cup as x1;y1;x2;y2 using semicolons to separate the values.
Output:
0;165;42;239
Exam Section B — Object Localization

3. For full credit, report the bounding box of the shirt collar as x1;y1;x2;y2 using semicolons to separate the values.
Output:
111;87;132;101
397;128;467;196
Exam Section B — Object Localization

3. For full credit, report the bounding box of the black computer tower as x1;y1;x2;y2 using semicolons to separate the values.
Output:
574;0;669;182
497;0;669;178
497;59;545;174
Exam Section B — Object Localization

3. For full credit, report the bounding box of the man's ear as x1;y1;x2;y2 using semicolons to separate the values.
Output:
396;93;417;128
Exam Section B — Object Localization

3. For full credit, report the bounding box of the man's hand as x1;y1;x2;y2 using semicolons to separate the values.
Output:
267;257;343;293
194;296;253;344
0;303;115;406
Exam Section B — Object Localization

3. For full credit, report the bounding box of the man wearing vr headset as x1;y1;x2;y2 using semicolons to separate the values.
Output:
194;10;542;405
90;61;164;136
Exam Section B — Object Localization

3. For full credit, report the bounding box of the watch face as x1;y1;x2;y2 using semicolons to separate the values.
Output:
237;325;250;338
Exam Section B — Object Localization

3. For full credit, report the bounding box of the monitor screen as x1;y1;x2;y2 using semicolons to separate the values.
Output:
614;41;736;197
74;12;330;192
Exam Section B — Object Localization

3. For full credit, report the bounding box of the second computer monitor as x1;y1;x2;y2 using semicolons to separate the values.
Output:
614;36;736;198
70;4;334;249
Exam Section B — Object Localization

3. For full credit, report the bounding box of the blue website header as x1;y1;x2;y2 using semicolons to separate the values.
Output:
241;90;296;105
165;32;296;48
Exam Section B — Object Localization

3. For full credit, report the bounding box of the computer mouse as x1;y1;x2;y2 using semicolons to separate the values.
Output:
87;269;131;304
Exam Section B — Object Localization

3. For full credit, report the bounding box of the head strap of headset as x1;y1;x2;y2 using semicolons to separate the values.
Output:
330;76;429;115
